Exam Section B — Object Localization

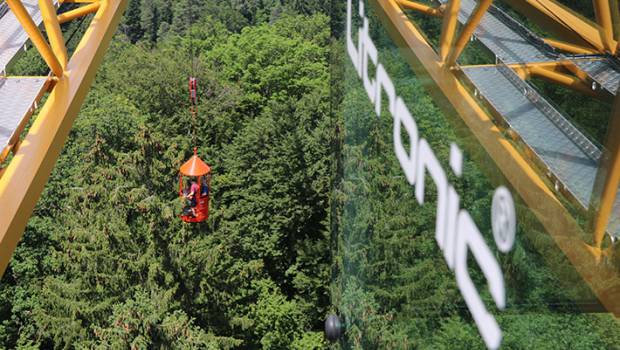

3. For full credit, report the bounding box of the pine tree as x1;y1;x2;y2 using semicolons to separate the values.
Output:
148;5;160;43
161;1;173;24
124;0;143;43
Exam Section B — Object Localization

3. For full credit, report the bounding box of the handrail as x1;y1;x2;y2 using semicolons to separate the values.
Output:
496;61;603;161
0;2;9;18
487;4;557;57
489;4;608;61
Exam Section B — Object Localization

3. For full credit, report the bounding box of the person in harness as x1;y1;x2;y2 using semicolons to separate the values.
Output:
201;175;209;197
185;179;200;217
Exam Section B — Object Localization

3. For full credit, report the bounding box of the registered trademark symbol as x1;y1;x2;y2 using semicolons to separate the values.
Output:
492;186;516;253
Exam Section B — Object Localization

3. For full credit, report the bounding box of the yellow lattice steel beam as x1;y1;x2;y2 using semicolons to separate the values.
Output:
593;0;616;52
592;90;620;249
510;0;617;53
612;0;620;43
446;0;493;67
0;0;127;276
5;0;64;77
439;0;460;62
543;38;598;55
503;61;611;99
58;1;101;24
396;0;443;17
527;66;605;99
39;0;67;68
376;0;620;316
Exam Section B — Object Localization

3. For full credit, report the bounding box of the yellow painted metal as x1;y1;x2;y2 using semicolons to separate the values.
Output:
506;61;611;99
39;0;67;68
563;61;593;82
58;1;101;24
612;0;620;42
593;0;616;52
543;38;598;54
511;0;616;53
513;60;611;100
5;0;64;77
396;0;443;17
592;91;620;248
446;0;493;66
508;60;570;71
528;66;601;98
376;0;620;315
0;0;127;277
439;0;460;62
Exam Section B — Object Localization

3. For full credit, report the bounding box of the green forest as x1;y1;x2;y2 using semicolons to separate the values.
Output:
2;0;620;349
1;1;335;348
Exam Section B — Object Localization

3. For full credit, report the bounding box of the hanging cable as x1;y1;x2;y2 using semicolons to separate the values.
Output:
186;0;198;147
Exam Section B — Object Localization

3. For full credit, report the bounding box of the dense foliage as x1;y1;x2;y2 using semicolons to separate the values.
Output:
1;0;618;349
0;1;334;348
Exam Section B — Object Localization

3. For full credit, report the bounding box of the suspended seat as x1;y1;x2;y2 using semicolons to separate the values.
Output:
179;148;211;223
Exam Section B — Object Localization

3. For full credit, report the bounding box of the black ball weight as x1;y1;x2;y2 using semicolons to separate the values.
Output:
325;314;343;342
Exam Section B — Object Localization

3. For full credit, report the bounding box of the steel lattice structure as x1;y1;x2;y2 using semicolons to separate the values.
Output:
0;0;127;275
372;0;620;314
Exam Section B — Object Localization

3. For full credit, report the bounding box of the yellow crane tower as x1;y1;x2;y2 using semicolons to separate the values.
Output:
0;0;127;276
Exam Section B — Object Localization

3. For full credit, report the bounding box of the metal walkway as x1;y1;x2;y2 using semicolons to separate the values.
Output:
0;0;56;73
464;65;598;206
425;0;620;236
437;0;554;63
463;65;620;237
434;0;620;96
0;2;57;161
0;77;47;159
573;58;620;96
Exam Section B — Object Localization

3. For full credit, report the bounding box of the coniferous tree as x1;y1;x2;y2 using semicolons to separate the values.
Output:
148;5;160;43
160;1;173;24
123;0;144;43
0;10;333;349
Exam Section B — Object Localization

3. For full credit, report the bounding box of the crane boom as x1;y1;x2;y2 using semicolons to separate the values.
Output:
0;0;127;276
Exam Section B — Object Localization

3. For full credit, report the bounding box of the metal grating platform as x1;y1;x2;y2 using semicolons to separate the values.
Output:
437;0;554;63
417;0;620;237
0;0;58;73
463;65;620;237
573;58;620;96
463;65;598;208
0;77;47;159
431;0;620;95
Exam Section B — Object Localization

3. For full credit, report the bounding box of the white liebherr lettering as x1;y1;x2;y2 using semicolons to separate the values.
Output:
346;1;506;349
